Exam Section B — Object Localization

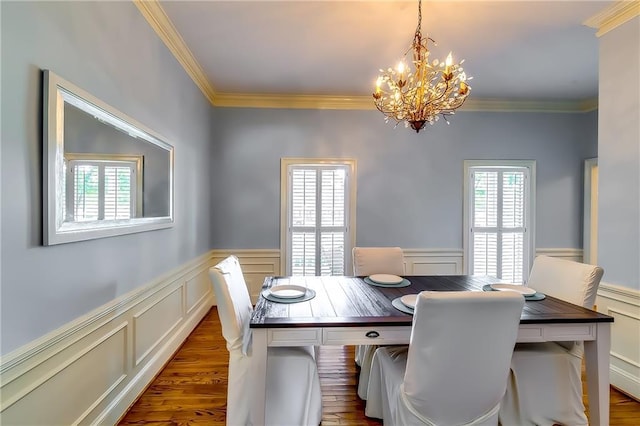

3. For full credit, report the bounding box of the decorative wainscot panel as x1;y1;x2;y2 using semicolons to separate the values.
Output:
403;249;464;275
596;282;640;399
0;253;214;425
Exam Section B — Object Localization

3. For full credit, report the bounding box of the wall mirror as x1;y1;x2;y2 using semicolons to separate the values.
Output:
43;70;174;245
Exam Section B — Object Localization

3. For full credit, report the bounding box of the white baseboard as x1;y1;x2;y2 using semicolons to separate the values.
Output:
596;282;640;399
0;252;216;425
611;364;640;400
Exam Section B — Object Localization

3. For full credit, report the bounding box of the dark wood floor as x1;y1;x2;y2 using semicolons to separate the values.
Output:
119;308;640;425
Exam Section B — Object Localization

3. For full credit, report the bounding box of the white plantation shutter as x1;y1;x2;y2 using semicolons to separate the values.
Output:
321;232;345;275
291;232;316;276
67;159;137;222
321;169;345;228
287;164;351;276
73;164;100;221
501;171;525;281
104;166;133;220
473;232;497;277
467;164;532;283
292;169;316;227
291;169;316;276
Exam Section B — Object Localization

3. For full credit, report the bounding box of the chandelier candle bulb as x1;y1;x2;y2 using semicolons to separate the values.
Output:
444;52;453;78
372;0;471;133
375;77;382;97
446;52;453;66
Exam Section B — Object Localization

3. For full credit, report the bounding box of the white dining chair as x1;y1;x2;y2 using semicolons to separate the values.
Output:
353;246;405;278
352;246;405;400
209;255;322;426
365;291;525;425
499;255;604;426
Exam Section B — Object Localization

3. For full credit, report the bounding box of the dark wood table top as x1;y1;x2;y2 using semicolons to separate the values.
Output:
250;275;614;328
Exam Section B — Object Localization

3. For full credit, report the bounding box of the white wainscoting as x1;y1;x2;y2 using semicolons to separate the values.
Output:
596;282;640;399
403;248;583;275
0;252;215;425
8;246;628;426
212;248;584;293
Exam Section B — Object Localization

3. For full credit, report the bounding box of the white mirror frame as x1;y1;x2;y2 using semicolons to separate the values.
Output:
43;70;174;245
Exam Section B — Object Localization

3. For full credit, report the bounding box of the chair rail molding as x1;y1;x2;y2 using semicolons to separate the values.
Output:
535;248;584;263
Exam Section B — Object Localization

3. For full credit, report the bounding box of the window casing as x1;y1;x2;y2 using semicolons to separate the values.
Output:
281;159;356;276
64;154;142;222
463;160;536;283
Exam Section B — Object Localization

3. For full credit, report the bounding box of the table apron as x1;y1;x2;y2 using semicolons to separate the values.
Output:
517;323;597;342
267;328;323;346
323;327;412;345
263;323;599;346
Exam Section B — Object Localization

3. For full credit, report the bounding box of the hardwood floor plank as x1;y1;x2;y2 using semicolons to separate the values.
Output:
119;308;639;425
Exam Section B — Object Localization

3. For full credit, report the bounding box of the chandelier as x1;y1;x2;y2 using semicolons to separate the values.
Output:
373;0;471;133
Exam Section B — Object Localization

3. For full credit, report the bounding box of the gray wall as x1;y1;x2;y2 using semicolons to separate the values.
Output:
211;107;597;250
598;17;640;291
0;1;603;356
1;1;215;355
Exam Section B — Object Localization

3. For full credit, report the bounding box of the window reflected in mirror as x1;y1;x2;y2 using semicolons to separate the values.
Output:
64;153;142;222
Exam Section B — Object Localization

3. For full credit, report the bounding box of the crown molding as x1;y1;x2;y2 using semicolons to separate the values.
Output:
214;93;598;113
212;93;374;110
137;0;598;114
133;0;217;105
461;98;598;113
584;0;640;37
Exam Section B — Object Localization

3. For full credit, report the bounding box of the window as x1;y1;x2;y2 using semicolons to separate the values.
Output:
64;154;142;222
281;159;356;276
463;160;535;283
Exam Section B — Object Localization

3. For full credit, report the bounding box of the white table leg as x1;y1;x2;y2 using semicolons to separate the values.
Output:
251;329;268;426
584;322;611;426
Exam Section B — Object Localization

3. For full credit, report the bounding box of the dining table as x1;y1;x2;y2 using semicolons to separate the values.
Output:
249;275;614;426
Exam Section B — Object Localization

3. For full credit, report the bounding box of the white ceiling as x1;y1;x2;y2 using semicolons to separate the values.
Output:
158;0;612;102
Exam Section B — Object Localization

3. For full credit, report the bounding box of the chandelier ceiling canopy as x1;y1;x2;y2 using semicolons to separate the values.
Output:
373;0;471;133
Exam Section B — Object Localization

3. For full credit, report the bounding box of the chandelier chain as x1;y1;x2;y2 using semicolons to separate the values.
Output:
414;0;422;42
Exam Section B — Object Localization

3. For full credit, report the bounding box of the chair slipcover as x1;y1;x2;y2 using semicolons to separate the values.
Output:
365;291;524;425
353;247;405;278
499;255;604;426
352;246;405;400
209;256;322;426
